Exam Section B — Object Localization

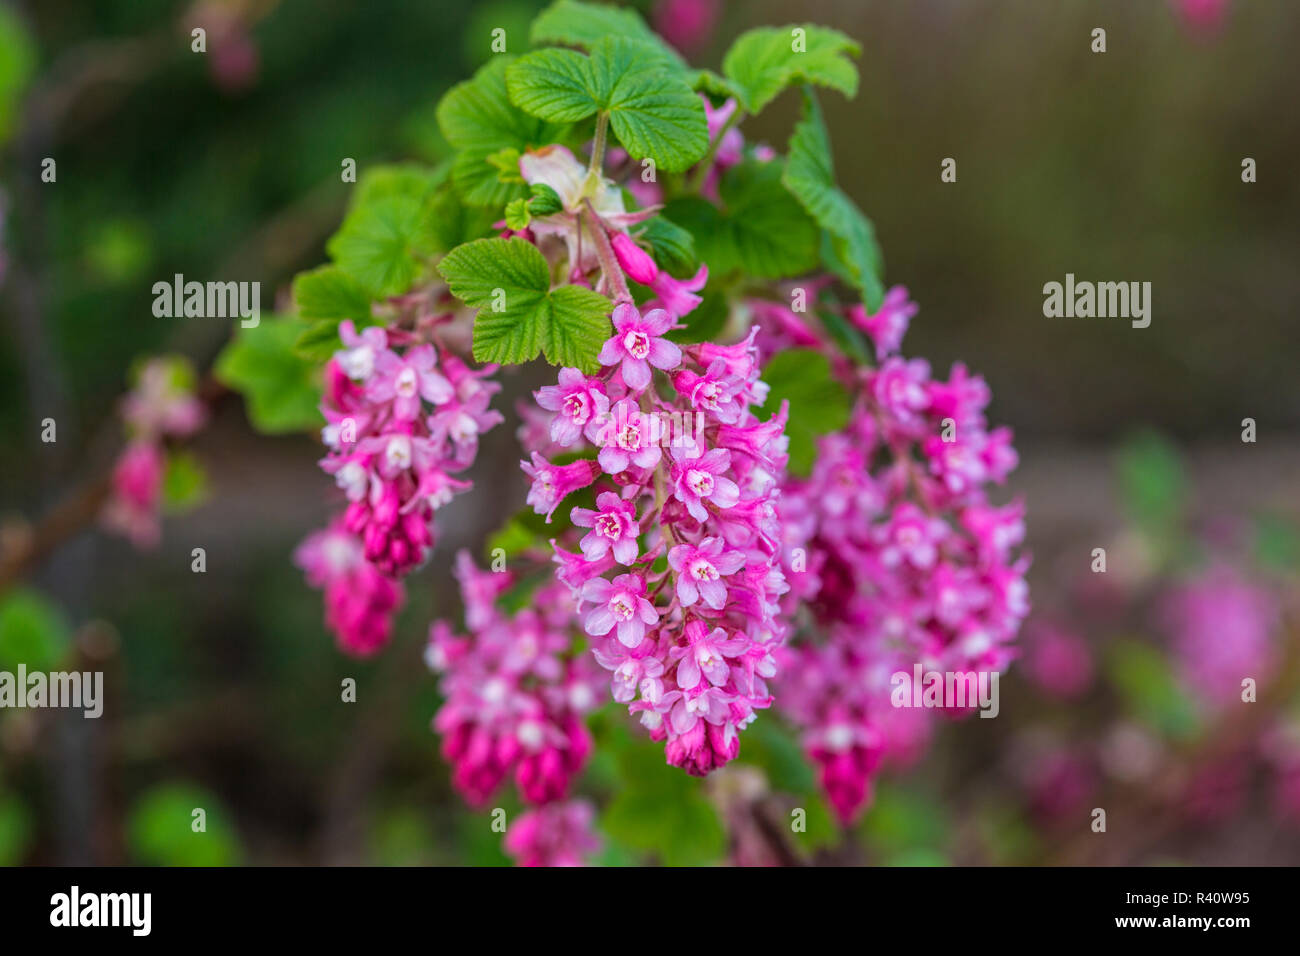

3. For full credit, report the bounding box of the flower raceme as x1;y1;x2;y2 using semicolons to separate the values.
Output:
295;321;503;654
525;302;792;777
427;552;603;807
102;357;207;548
754;288;1030;824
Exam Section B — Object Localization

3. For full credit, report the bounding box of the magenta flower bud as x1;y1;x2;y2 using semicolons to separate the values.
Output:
610;232;659;285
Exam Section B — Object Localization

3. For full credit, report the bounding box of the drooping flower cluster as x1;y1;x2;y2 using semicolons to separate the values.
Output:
525;302;792;777
427;551;604;807
293;521;404;656
102;356;207;547
756;287;1029;823
296;321;502;654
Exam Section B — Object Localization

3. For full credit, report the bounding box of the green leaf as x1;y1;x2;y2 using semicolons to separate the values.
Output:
128;782;241;866
215;317;322;434
0;589;71;672
757;347;852;475
504;197;532;231
528;182;564;217
438;237;612;370
530;0;684;67
437;57;568;206
664;159;820;280
327;195;433;299
722;24;861;115
292;265;373;322
505;47;595;122
292;321;345;364
161;450;209;514
784;89;886;309
486;146;525;184
506;37;707;172
692;68;741;100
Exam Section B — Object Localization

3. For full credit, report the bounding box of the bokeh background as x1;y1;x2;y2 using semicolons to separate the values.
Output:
1;0;1298;865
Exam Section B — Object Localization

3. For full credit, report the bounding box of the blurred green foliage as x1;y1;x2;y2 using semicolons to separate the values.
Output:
0;588;71;671
127;782;242;866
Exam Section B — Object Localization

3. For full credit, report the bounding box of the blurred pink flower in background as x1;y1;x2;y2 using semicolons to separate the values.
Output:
1021;745;1096;823
1023;622;1094;700
654;0;721;55
1160;565;1279;711
1173;0;1231;35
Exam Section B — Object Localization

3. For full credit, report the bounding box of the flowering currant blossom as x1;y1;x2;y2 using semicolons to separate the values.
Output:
503;798;602;867
294;521;404;656
102;356;207;548
428;552;603;808
530;295;791;776
299;319;502;654
753;289;1029;823
598;303;681;391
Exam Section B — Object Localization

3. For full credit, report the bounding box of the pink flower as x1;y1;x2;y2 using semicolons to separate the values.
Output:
368;345;453;421
593;399;664;474
674;621;746;688
581;573;658;647
674;359;743;424
334;320;387;381
119;357;207;439
654;0;721;54
593;640;665;704
668;537;746;609
572;492;641;565
597;303;681;390
1025;623;1094;700
847;286;917;360
878;503;949;570
610;232;658;285
1161;565;1278;709
503;800;601;867
666;683;734;736
521;453;599;521
102;440;164;548
295;522;405;656
871;357;932;428
669;443;740;521
535;367;609;447
648;264;708;320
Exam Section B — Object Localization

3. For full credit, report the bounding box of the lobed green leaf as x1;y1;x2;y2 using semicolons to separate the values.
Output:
722;24;861;115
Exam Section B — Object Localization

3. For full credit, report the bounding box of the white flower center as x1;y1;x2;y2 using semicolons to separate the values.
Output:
689;558;718;582
618;421;643;450
563;392;590;423
610;595;635;622
450;410;479;443
623;330;651;360
826;724;854;752
385;435;412;471
395;366;418;398
687;469;715;497
339;345;375;380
